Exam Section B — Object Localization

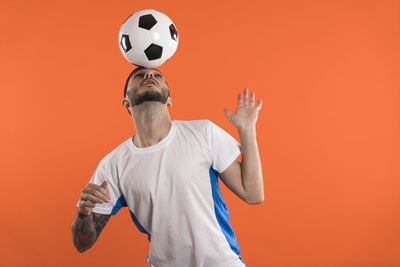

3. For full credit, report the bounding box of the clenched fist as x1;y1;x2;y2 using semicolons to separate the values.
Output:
78;181;111;215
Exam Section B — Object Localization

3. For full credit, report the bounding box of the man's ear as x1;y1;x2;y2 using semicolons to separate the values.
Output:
122;99;132;115
167;97;172;107
122;99;130;109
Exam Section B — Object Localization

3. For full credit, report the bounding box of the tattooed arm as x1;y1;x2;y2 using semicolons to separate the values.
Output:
71;211;111;253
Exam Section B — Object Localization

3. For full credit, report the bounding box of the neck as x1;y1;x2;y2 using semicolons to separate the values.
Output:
131;102;172;148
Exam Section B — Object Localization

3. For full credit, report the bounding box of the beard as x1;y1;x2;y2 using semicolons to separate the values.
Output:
128;86;169;107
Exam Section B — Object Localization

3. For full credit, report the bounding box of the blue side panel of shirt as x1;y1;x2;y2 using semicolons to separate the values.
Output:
111;194;151;241
209;167;246;266
111;194;152;265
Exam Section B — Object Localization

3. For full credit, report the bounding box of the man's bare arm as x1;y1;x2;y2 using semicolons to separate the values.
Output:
222;87;264;204
71;211;111;253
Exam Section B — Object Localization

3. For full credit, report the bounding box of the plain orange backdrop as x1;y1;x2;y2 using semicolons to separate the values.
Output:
0;0;399;266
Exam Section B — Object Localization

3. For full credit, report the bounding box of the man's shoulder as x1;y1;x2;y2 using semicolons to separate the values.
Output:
174;119;215;136
98;137;131;166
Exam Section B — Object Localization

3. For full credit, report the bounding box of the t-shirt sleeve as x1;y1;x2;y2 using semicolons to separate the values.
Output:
75;158;125;215
207;120;241;174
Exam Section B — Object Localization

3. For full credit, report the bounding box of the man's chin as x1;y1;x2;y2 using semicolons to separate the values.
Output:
129;89;169;107
133;100;166;107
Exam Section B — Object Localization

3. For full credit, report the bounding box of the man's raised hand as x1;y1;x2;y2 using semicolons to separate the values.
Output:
224;88;262;130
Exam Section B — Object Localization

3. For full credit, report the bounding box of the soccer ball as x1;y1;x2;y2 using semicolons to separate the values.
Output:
118;9;179;68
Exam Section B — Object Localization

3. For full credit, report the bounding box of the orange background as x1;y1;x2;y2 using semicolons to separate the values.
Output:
1;0;399;266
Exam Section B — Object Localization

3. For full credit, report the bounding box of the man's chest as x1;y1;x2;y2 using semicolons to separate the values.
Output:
119;140;213;202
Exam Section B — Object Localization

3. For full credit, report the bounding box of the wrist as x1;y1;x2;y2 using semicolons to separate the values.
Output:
237;125;256;135
78;211;92;219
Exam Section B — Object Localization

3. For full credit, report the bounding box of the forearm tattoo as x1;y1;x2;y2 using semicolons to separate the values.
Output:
94;213;111;237
72;212;111;252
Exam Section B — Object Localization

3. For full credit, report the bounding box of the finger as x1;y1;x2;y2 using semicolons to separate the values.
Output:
86;187;110;201
250;92;255;106
256;99;262;110
79;200;96;209
100;181;108;188
99;181;109;196
98;187;111;199
243;88;249;105
92;183;111;199
99;181;111;199
81;192;107;204
224;108;232;121
79;200;95;209
238;93;243;106
85;200;97;208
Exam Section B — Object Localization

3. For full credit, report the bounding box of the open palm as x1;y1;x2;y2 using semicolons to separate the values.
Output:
224;88;262;130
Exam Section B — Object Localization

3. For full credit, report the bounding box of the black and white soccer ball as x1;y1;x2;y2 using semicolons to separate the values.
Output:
118;9;179;68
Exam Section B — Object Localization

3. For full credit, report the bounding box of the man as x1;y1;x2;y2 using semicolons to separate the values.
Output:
71;67;264;267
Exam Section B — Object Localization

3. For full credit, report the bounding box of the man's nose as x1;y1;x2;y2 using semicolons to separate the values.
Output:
144;72;154;79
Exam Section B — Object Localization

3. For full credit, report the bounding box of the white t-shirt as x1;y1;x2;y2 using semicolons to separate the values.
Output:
76;119;246;267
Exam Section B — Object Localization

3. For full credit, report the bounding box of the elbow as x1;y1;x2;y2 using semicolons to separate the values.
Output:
77;247;89;253
72;238;85;253
73;241;91;253
247;199;264;205
71;228;91;253
246;195;264;205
